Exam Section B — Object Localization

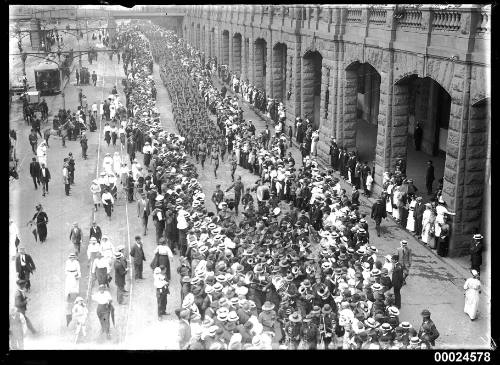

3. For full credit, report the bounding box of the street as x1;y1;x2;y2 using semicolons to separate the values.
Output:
9;20;490;350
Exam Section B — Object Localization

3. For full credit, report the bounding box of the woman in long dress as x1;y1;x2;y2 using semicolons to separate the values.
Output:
385;182;394;214
392;186;402;221
65;253;81;299
36;141;48;166
421;204;435;246
406;196;417;232
464;270;481;320
102;153;114;175
90;179;101;211
101;189;115;219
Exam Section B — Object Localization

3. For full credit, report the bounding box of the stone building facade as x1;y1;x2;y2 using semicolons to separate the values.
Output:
181;5;490;257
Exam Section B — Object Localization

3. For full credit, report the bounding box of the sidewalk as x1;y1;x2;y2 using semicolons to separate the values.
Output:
213;76;491;300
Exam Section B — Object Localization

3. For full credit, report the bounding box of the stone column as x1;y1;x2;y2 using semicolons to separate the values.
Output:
374;50;395;190
254;40;265;90
265;40;272;95
232;35;242;77
288;41;301;123
228;32;234;71
241;37;248;81
329;43;340;141
317;63;331;159
341;68;357;150
444;63;487;256
248;37;255;84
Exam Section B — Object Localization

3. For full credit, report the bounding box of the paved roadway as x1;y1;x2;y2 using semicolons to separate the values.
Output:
9;30;490;349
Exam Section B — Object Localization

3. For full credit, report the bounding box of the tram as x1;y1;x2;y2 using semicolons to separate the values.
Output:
34;61;61;94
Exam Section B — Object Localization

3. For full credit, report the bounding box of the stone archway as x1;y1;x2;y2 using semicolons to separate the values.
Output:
232;33;242;77
222;30;229;66
302;50;323;130
272;42;287;102
392;75;450;196
254;38;267;90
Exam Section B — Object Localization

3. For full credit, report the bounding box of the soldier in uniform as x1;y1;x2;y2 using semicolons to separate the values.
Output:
198;140;207;168
417;309;440;347
212;184;225;213
284;312;302;349
225;176;244;215
300;313;320;349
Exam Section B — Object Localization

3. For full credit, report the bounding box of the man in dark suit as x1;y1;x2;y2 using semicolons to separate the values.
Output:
38;163;51;197
29;158;41;190
89;221;102;242
391;255;405;309
137;193;150;235
69;222;83;255
15;247;36;291
371;198;387;237
130;236;146;279
425;160;435;195
114;252;128;305
470;234;483;271
413;196;425;238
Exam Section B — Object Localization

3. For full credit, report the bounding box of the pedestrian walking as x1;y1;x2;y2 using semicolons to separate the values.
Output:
63;160;71;196
396;240;412;284
114;252;128;305
80;132;88;159
470;234;483;272
92;71;97;86
418;309;439;347
391;255;405;309
370;197;387;237
211;148;219;177
43;128;51;148
150;239;173;280
463;270;481;321
68;152;76;185
92;252;110;287
28;130;38;154
130;236;146;279
14;280;37;335
76;68;80;85
90;180;102;212
28;204;48;243
64;253;81;300
15;246;36;291
72;297;88;338
29;157;41;190
137;193;150;235
92;284;114;339
38;163;50;196
226;176;244;215
69;222;83;255
154;266;169;320
36;141;48;166
101;188;115;219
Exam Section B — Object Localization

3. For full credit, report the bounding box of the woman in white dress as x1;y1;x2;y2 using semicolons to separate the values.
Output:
406;196;417;232
65;253;81;299
392;186;402;221
90;179;102;211
385;182;394;214
421;203;435;246
102;153;114;175
36;141;48;166
463;270;481;320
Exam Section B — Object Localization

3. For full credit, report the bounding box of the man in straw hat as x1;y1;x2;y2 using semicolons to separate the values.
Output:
469;233;483;272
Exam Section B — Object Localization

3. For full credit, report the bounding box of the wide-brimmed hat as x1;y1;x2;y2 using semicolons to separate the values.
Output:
473;234;483;240
262;301;275;311
288;312;302;323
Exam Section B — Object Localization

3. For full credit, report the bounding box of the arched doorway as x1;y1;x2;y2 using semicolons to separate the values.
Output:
254;38;267;90
393;75;449;195
272;43;287;102
232;33;242;77
344;62;381;164
222;30;229;66
302;51;322;130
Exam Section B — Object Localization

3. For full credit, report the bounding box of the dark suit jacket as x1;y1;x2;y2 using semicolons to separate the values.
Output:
29;161;41;178
426;165;435;183
89;226;102;242
15;254;36;274
392;263;405;289
38;167;51;182
130;243;146;263
114;259;127;287
69;227;82;244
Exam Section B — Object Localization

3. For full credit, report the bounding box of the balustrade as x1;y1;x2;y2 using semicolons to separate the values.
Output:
346;8;362;23
398;9;422;29
432;9;461;31
477;11;490;33
369;8;387;24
